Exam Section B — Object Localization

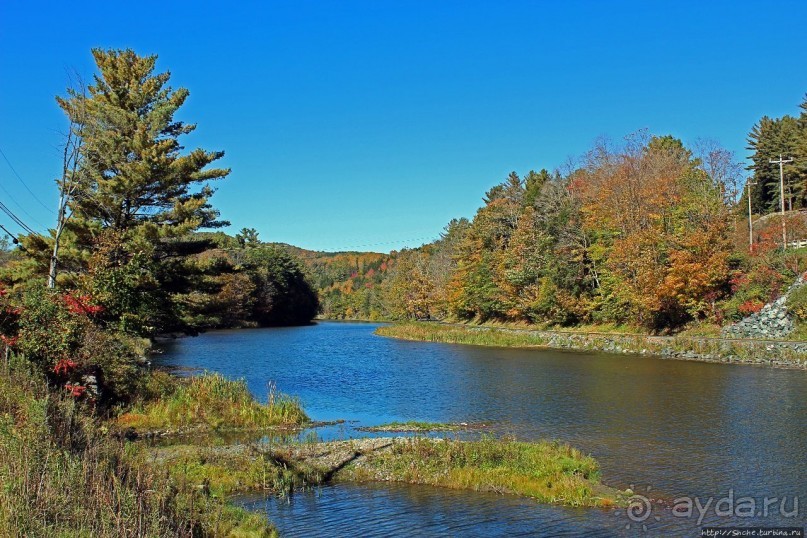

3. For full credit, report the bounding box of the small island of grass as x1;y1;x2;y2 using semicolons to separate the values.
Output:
144;435;623;509
357;420;488;433
116;373;308;436
339;436;621;508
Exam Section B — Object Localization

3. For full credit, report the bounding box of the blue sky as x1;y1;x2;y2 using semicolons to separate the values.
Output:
1;1;806;252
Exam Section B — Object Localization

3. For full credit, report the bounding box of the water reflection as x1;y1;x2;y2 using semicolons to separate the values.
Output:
237;483;628;538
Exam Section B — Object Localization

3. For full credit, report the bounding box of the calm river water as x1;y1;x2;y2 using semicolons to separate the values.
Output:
156;321;806;537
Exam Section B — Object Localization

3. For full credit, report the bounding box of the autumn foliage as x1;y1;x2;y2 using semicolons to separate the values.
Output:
574;135;733;328
373;134;807;333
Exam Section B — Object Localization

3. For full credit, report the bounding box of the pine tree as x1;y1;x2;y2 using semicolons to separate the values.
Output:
796;94;807;198
747;115;802;212
58;48;229;235
49;49;231;335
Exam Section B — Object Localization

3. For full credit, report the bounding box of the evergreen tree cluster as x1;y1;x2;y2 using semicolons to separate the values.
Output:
747;95;807;212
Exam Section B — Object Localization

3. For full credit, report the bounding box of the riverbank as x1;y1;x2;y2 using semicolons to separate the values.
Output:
0;359;279;537
376;322;807;369
1;351;630;536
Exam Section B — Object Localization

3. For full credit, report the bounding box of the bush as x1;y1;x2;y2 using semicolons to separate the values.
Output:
787;284;807;322
10;284;146;405
16;285;87;370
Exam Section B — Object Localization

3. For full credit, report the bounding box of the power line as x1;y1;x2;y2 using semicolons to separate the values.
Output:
0;222;17;239
0;199;37;235
0;222;27;251
332;236;438;251
0;146;54;213
0;175;48;232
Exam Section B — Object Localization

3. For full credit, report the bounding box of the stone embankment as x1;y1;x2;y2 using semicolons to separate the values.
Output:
534;330;807;369
721;275;805;339
452;322;807;369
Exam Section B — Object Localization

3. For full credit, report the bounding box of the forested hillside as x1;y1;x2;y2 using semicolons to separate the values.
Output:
310;96;807;334
272;245;392;320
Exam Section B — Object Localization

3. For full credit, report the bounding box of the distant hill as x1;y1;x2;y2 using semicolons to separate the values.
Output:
192;232;397;321
270;244;395;320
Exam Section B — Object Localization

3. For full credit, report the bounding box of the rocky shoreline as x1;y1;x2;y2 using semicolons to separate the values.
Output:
722;274;806;339
535;329;807;370
380;323;807;370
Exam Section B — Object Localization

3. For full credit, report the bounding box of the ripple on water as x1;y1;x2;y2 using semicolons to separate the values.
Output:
236;483;629;538
158;322;807;535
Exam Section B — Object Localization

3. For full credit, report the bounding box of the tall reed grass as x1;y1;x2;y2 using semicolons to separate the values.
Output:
118;373;308;433
0;357;276;537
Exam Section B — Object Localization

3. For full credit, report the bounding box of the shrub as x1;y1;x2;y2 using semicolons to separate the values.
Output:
738;299;764;315
10;285;146;405
786;284;807;322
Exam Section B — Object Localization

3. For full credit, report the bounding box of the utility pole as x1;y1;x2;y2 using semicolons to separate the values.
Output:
746;179;756;251
770;154;794;249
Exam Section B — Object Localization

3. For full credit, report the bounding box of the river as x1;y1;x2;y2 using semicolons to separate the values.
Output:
156;321;807;537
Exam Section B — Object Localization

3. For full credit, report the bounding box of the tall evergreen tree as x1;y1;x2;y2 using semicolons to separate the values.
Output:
47;49;231;335
57;48;230;234
747;115;802;212
796;94;807;195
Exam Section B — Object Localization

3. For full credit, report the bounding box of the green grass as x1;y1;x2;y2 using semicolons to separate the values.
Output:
0;357;277;537
675;323;724;338
117;373;308;434
144;444;326;498
377;322;548;347
378;322;807;368
358;421;484;432
341;436;619;507
476;319;647;335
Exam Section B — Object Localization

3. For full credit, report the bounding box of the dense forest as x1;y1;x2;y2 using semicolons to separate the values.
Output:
316;96;807;333
272;245;391;320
